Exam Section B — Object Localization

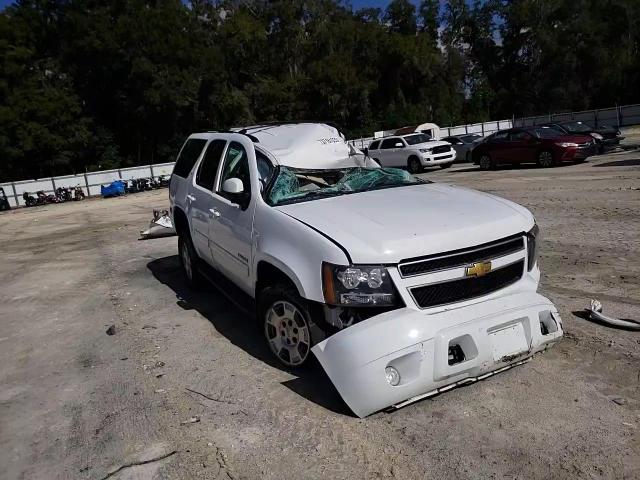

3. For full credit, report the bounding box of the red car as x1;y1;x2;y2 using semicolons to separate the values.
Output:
472;126;596;170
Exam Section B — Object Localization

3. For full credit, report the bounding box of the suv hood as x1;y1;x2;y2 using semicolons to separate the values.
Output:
414;140;451;148
276;184;534;264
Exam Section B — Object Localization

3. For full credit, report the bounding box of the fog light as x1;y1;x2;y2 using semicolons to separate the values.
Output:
385;366;401;386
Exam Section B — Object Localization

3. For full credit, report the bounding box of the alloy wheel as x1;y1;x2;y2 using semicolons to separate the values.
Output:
264;300;311;367
539;151;554;168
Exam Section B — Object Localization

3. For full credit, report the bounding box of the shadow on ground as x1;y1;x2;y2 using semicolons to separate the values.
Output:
592;158;640;167
147;255;350;416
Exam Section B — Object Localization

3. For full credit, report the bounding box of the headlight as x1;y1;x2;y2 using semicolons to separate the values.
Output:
526;224;539;271
556;142;578;147
322;263;398;306
419;148;432;153
590;132;603;140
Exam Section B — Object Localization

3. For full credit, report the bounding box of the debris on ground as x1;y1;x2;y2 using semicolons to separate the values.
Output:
612;397;627;406
98;450;176;480
180;416;200;425
587;299;640;330
105;325;116;336
139;209;176;240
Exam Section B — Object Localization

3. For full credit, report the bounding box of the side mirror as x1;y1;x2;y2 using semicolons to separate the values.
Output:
222;178;244;194
394;142;404;148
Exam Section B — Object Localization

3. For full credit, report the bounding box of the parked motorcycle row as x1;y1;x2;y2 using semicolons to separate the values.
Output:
22;186;85;207
100;175;170;198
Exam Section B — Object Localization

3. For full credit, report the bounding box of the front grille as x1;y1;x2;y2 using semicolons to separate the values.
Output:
432;145;451;155
410;260;524;309
399;236;524;277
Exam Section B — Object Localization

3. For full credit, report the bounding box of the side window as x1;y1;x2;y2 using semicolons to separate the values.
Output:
380;138;398;149
195;140;226;190
369;140;380;150
173;138;207;178
510;131;531;141
492;131;509;142
218;141;250;199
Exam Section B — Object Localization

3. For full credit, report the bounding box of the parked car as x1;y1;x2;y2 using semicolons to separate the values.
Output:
170;122;563;417
540;121;624;153
367;133;456;172
442;134;483;162
472;126;596;170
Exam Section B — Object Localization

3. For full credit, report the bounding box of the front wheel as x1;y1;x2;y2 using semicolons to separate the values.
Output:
537;150;555;168
407;156;423;174
259;285;314;368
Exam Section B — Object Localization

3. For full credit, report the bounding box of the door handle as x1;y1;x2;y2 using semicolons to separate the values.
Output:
186;194;196;202
209;208;221;218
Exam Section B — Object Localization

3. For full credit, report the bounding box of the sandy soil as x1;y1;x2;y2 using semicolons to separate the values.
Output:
1;149;638;480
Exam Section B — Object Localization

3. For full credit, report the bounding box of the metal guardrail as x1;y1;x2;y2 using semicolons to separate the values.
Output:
1;162;175;207
348;103;640;149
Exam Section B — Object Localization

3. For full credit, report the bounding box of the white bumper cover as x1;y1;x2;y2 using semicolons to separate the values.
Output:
312;291;562;418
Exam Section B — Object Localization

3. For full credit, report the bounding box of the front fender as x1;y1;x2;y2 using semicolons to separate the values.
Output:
253;205;349;302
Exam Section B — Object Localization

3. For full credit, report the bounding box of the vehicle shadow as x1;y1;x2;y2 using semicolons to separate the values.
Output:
146;255;350;416
592;158;640;167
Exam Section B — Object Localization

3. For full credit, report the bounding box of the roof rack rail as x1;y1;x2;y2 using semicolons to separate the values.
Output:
206;130;260;143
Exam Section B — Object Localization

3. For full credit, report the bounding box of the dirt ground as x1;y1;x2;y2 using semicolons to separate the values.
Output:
1;147;639;480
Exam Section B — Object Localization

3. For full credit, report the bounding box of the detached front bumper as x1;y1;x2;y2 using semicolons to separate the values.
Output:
312;291;562;418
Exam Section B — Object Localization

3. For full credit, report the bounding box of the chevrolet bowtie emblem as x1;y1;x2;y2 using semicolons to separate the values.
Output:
466;261;492;277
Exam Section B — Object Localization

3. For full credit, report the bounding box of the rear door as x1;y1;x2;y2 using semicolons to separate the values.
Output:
170;136;207;231
504;130;533;164
207;137;257;292
487;130;510;162
190;139;227;263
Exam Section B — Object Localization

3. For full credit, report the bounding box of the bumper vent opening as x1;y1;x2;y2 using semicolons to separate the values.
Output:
538;310;558;336
448;344;466;365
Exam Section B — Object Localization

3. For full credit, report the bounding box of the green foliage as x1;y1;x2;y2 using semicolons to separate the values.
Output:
0;0;638;180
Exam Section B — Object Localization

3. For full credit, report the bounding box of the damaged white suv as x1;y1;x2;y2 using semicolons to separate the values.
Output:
170;123;563;417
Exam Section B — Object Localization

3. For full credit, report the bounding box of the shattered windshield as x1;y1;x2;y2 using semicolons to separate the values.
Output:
266;167;427;206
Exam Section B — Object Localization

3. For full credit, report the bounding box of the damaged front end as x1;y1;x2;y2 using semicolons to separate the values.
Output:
312;291;563;418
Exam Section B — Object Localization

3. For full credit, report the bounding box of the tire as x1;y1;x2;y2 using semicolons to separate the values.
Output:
407;156;423;174
440;163;453;169
259;285;315;368
478;154;493;170
178;232;203;289
537;150;555;168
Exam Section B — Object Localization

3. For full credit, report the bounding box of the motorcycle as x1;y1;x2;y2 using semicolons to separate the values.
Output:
159;175;170;188
73;186;85;201
23;191;38;207
149;177;161;189
56;187;73;202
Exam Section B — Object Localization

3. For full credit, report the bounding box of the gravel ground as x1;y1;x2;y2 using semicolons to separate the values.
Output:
1;148;638;480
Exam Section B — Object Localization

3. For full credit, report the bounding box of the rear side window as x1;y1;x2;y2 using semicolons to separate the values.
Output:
369;140;380;150
196;140;226;190
380;138;400;149
173;138;207;178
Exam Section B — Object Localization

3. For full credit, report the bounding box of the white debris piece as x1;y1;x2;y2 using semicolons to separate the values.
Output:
588;299;640;330
139;209;176;240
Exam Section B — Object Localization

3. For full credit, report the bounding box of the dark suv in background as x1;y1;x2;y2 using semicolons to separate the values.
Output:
541;121;624;153
472;126;595;170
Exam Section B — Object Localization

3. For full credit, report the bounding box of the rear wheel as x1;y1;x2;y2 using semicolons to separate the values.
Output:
537;150;555;168
259;285;314;368
479;154;493;170
178;233;203;289
407;156;423;174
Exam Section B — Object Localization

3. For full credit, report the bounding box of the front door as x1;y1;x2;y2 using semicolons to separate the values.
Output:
208;140;255;292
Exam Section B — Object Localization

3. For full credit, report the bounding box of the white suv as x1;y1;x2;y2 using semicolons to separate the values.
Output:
367;133;456;172
169;123;562;417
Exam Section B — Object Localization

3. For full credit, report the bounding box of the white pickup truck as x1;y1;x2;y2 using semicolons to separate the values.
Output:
169;123;563;418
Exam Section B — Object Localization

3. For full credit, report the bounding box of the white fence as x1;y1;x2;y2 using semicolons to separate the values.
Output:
348;103;640;150
1;162;175;207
